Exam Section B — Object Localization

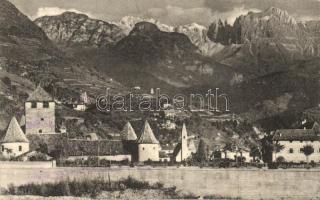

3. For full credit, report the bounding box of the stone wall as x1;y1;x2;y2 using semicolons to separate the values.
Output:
0;161;56;168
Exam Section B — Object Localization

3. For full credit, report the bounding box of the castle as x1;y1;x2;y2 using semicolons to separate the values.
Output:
1;86;193;163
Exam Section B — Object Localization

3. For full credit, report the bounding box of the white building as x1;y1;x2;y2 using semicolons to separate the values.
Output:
73;104;87;111
175;123;190;162
273;122;320;163
1;117;29;158
222;150;252;162
136;121;160;162
173;124;197;162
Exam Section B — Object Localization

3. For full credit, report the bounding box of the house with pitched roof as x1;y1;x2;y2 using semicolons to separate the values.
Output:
25;85;57;135
273;122;320;163
1;117;29;158
137;121;160;162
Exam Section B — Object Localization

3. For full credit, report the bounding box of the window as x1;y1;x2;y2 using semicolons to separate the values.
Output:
31;102;37;108
300;148;303;153
43;102;49;108
153;147;156;150
41;118;44;121
1;145;4;152
289;148;294;153
142;147;145;150
39;129;42;133
19;146;22;151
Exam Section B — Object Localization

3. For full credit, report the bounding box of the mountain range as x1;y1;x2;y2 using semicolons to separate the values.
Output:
0;0;320;132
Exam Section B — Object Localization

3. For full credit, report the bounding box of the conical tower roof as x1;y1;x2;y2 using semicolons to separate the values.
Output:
2;117;29;143
121;122;137;141
137;121;159;144
27;85;52;102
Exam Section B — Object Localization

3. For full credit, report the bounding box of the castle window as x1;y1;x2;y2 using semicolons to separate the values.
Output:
300;148;303;153
39;129;42;133
142;147;145;150
289;148;294;153
1;145;4;152
31;102;37;108
19;146;22;151
43;102;49;108
41;118;44;121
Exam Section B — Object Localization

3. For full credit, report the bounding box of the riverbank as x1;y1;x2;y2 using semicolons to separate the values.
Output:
1;167;320;199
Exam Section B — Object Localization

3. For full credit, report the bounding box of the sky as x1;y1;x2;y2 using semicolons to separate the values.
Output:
8;0;320;26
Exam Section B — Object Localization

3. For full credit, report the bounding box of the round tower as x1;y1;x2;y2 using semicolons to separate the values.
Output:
137;121;160;162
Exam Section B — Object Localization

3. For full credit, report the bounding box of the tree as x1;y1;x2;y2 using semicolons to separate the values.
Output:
2;76;11;86
37;143;48;154
273;141;284;162
195;139;207;164
301;145;314;163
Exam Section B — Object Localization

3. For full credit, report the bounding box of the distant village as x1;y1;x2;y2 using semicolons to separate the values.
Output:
1;85;320;168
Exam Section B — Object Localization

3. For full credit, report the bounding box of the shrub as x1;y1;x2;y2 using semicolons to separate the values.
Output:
203;195;241;199
29;154;48;161
152;182;164;189
276;156;285;163
268;163;279;169
4;176;167;198
120;176;150;190
179;192;200;199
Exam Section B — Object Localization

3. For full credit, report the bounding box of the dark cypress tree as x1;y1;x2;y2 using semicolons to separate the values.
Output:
196;139;207;163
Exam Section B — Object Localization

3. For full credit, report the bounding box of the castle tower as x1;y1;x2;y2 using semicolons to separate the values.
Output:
25;86;56;135
1;117;29;158
121;122;137;141
137;121;160;162
121;122;138;161
175;123;190;162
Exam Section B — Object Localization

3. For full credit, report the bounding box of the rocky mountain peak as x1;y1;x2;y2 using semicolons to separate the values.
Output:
261;7;297;26
130;21;160;35
35;12;125;47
